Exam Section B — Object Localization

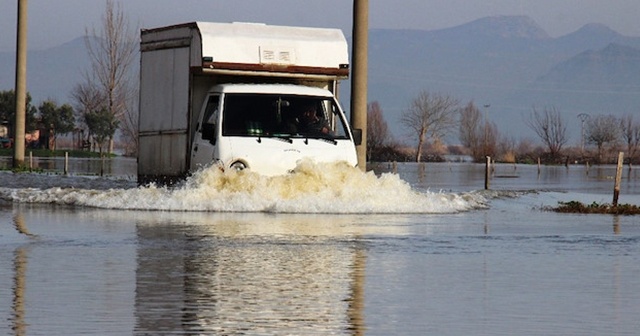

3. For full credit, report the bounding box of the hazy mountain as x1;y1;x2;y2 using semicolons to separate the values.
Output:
554;23;640;52
537;43;640;88
0;37;91;104
436;15;551;40
2;15;640;144
507;43;640;120
363;16;640;141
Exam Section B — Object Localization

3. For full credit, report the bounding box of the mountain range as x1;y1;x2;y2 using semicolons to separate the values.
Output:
1;15;640;144
362;15;640;142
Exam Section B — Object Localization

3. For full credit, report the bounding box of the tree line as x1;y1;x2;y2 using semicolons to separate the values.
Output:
0;90;74;150
0;1;137;156
366;89;640;165
4;1;636;164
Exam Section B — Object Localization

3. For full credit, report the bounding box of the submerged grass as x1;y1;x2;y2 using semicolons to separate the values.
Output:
552;200;640;215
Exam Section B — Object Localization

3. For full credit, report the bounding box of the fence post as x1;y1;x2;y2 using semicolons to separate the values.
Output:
64;152;69;175
100;155;105;177
485;156;491;190
613;152;624;206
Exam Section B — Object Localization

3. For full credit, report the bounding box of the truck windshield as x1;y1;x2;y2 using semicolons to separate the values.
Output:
221;93;350;139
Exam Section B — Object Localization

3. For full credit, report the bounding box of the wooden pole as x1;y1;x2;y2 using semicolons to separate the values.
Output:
351;0;368;171
613;152;624;206
13;0;28;169
64;152;69;175
485;156;491;190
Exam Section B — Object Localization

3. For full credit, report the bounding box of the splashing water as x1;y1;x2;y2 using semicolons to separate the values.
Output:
0;160;485;213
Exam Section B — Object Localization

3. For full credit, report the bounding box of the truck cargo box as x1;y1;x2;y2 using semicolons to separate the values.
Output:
138;22;352;184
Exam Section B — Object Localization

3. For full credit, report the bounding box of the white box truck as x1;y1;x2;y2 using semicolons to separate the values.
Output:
138;22;361;184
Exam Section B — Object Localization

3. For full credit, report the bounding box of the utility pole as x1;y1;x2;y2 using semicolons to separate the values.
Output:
351;0;368;171
13;0;28;168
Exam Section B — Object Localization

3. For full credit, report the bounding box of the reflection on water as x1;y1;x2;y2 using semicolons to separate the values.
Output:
2;206;137;335
13;212;36;238
10;212;38;336
613;215;621;235
3;200;640;335
3;162;640;335
3;208;376;335
11;247;27;336
134;213;367;335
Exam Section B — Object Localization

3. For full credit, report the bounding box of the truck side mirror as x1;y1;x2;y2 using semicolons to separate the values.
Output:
352;128;362;146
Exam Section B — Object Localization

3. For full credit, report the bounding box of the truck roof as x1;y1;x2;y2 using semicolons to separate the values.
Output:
209;83;335;97
141;22;350;78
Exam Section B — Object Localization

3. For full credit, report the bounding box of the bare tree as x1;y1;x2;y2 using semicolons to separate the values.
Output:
525;106;568;159
84;0;138;153
586;114;620;163
515;137;542;162
620;114;640;165
516;138;535;155
498;135;517;163
459;101;483;160
367;101;390;159
401;91;459;162
119;92;139;156
458;101;500;162
481;120;500;160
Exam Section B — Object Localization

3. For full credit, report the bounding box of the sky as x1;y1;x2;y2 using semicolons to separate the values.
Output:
1;0;640;52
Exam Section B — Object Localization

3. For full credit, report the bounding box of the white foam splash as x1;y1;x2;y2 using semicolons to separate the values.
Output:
0;160;486;213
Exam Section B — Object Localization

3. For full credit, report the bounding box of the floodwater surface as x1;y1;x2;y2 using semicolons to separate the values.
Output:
1;160;639;335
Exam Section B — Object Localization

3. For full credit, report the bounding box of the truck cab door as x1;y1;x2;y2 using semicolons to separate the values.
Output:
191;95;220;171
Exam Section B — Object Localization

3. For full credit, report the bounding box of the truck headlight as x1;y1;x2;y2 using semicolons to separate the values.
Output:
230;161;247;171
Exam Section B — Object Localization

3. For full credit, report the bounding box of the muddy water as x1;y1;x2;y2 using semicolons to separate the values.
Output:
1;161;640;335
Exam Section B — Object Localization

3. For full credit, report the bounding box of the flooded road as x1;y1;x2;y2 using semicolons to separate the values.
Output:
1;161;640;335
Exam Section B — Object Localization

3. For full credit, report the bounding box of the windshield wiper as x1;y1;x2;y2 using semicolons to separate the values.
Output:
316;136;338;145
270;134;293;143
301;135;337;145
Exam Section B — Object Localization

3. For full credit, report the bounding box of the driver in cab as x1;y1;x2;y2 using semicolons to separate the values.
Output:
293;103;331;135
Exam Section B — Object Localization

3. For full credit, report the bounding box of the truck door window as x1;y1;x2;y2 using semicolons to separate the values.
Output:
201;95;219;143
223;94;279;136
